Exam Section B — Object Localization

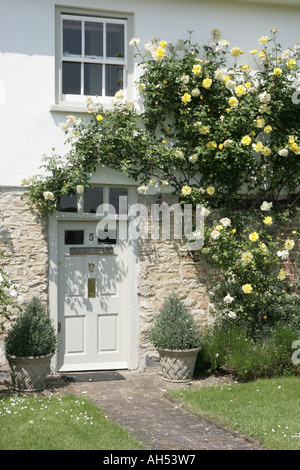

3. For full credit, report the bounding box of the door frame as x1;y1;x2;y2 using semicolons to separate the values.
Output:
48;167;139;373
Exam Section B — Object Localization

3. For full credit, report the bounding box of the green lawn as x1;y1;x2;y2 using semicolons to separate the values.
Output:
0;393;145;450
169;376;300;450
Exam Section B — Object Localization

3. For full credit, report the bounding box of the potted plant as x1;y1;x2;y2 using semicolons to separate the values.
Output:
148;293;203;382
5;296;58;392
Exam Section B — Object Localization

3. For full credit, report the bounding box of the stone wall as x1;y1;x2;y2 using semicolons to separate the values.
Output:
0;189;48;330
136;194;214;366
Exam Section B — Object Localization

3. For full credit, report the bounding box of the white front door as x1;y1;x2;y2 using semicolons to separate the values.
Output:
57;220;130;371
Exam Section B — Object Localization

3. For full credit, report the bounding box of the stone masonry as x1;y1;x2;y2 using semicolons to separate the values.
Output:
0;190;48;329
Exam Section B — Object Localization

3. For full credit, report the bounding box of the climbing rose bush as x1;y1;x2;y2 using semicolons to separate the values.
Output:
21;29;300;335
23;29;300;214
200;204;300;335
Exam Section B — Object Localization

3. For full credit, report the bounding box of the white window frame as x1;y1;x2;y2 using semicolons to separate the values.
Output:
54;7;134;111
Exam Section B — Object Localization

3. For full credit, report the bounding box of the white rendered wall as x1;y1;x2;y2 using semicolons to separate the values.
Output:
1;0;300;187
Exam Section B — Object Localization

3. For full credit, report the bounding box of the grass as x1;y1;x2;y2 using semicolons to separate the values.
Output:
0;393;145;450
169;376;300;450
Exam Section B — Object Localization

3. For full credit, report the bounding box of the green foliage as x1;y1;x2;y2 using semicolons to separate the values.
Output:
200;208;300;334
148;293;203;350
23;30;300;214
199;323;300;381
5;297;58;357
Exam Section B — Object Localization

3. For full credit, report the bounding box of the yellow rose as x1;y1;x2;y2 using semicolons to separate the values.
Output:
181;93;192;104
263;216;273;225
181;186;192;196
273;67;282;75
207;186;215;195
264;125;272;134
249;232;259;241
206;141;217;149
228;97;238;108
235;85;246;97
284;239;295;250
192;64;202;75
259;36;269;45
155;47;166;61
255;116;265;128
242;284;253;294
199;125;210;135
96;115;103;121
202;78;212;88
241;135;252;146
242;252;253;264
230;47;242;57
252;141;264;152
287;59;297;69
159;40;167;47
262;146;271;156
259;241;268;252
278;269;286;280
250;49;258;54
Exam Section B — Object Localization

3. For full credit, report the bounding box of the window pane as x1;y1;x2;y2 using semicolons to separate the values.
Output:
85;21;103;57
62;62;81;94
109;187;128;214
58;193;78;212
105;65;123;96
84;63;102;96
65;230;84;245
84;187;104;213
106;23;124;58
63;20;82;56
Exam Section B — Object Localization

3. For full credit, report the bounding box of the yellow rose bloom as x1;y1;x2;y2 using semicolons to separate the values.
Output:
278;269;286;280
159;40;167;47
192;64;202;75
264;125;272;134
230;47;242;57
250;49;258;54
259;36;269;45
262;146;272;156
96;115;103;121
235;85;247;97
245;82;252;88
242;284;253;294
199;125;210;135
242;252;253;263
206;141;217;149
155;47;166;61
207;186;215;195
228;96;238;108
259;241;268;252
249;232;259;241
202;78;212;88
273;67;283;75
181;93;192;104
255;116;265;128
263;216;273;225
287;59;297;69
241;135;252;146
252;141;264;152
181;186;192;196
284;239;295;250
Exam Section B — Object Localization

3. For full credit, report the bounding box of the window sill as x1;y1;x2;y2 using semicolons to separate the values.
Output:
50;103;95;113
49;100;118;113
